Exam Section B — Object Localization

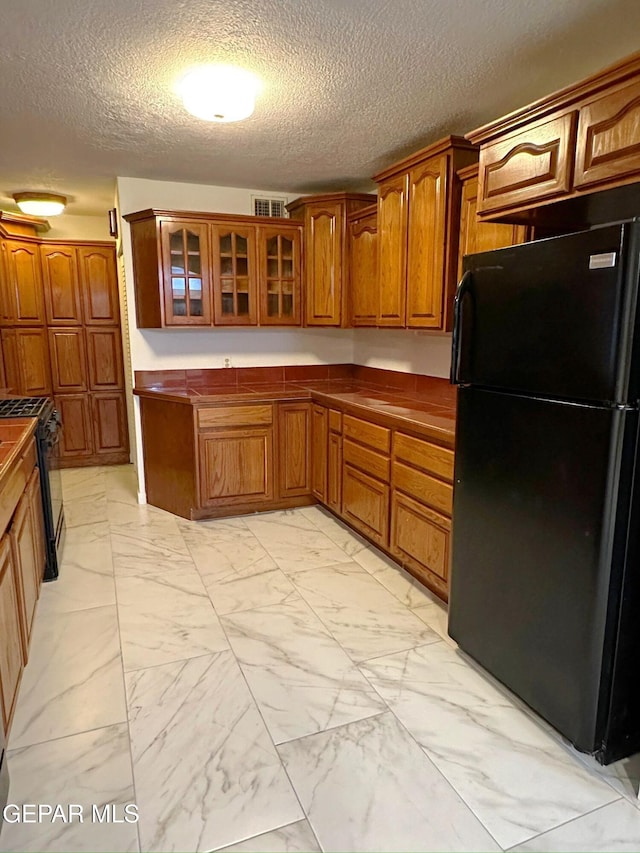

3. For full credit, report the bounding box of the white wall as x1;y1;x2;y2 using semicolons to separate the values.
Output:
352;329;452;379
44;214;113;242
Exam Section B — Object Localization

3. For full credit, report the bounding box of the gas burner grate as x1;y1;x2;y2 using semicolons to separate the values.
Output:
0;397;51;418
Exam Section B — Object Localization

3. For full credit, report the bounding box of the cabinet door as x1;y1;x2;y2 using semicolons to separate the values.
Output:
377;174;408;327
278;402;311;498
5;240;46;325
0;535;23;731
391;491;451;592
10;490;38;662
1;329;19;394
305;202;343;326
342;464;389;547
574;78;640;190
77;246;119;324
406;156;448;329
49;328;88;393
41;245;83;325
86;328;124;390
349;212;378;326
457;172;528;281
311;404;328;502
212;224;257;325
91;392;129;456
198;428;273;506
258;226;302;325
160;221;212;325
55;394;94;457
0;240;14;325
477;112;577;215
16;328;52;396
327;431;342;514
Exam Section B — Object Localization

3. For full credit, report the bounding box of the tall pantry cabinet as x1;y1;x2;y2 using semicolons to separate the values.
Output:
0;213;129;467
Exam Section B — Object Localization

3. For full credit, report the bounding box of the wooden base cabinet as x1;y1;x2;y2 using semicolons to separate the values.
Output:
277;402;311;498
199;429;274;507
311;404;328;501
0;536;23;732
342;465;389;547
391;492;451;600
10;487;40;661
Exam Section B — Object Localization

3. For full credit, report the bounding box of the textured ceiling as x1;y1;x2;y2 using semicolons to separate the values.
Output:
1;0;639;216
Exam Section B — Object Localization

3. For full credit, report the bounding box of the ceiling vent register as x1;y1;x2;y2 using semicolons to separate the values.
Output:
253;196;288;218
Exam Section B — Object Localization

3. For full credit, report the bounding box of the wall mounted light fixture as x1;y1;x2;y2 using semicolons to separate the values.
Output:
13;191;67;216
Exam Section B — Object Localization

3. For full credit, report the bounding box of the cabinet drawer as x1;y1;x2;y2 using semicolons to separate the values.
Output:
391;491;451;583
343;414;391;453
329;408;342;433
393;461;453;515
343;438;390;483
197;404;273;430
342;464;389;547
394;432;454;482
477;112;577;214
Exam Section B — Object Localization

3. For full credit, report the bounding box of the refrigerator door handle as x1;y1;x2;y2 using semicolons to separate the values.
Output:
450;270;473;385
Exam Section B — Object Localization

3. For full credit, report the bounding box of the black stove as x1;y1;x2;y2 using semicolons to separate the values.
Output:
0;397;64;580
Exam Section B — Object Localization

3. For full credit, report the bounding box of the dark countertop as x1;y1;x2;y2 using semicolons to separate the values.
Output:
134;377;456;447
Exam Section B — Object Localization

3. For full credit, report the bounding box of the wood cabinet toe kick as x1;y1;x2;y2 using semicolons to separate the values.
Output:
138;386;455;601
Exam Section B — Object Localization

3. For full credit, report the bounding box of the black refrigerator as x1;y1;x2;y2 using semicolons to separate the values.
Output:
449;220;640;765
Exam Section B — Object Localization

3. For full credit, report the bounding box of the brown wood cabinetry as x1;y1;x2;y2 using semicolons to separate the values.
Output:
41;245;83;325
126;210;303;329
342;466;389;547
0;535;23;731
2;328;52;396
311;404;328;502
76;246;120;324
468;51;640;223
86;328;124;390
91;393;129;457
49;328;87;393
348;205;378;327
327;410;342;514
277;402;311;498
55;395;94;458
10;489;39;661
287;193;376;327
373;137;478;330
2;240;46;325
199;429;274;506
457;165;529;280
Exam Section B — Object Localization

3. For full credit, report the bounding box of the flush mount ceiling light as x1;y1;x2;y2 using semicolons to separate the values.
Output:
178;65;261;122
13;191;67;216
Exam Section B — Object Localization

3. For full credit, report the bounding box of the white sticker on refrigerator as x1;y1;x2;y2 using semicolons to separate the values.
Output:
589;252;617;269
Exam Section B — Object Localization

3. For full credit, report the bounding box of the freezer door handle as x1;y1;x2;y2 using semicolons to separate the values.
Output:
450;271;472;385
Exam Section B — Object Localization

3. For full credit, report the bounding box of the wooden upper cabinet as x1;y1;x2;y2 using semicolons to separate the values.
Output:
41;245;83;325
376;174;408;327
287;193;376;327
406;156;448;328
457;165;529;281
258;225;302;326
160;220;212;326
48;328;87;393
374;136;478;331
86;328;123;390
15;329;52;396
574;77;640;190
77;246;119;324
468;52;640;222
4;240;46;325
476;112;577;215
348;205;378;327
1;330;18;394
211;224;257;326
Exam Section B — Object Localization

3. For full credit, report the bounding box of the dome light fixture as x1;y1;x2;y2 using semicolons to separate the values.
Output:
178;65;261;123
13;191;67;217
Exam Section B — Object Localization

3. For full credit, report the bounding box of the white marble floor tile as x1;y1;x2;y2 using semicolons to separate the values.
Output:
105;465;139;506
9;605;126;750
39;538;115;614
63;520;111;548
279;712;500;852
110;504;195;577
213;819;320;853
126;651;303;853
298;505;369;559
244;511;353;574
558;743;640;806
1;724;138;853
64;496;109;529
61;468;106;503
360;643;619;849
116;566;229;671
511;798;640;851
177;516;278;586
290;561;439;661
209;568;297;616
221;597;386;743
412;600;456;646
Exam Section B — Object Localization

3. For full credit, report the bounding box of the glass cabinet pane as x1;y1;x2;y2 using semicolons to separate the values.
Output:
267;236;278;256
219;233;232;254
267;258;279;277
236;235;247;255
281;237;293;259
165;225;209;323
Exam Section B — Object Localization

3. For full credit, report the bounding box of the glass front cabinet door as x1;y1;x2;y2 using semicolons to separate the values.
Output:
211;225;258;325
160;221;212;325
259;226;302;325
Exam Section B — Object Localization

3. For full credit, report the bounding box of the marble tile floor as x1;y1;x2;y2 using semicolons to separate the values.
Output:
2;464;640;851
